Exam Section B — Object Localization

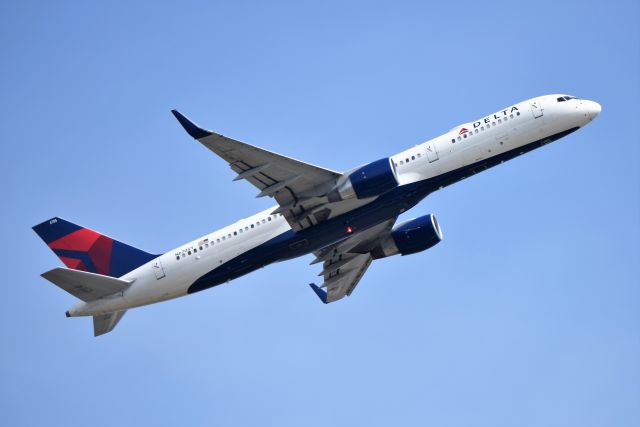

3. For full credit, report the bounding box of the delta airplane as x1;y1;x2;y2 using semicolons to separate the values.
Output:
33;94;600;336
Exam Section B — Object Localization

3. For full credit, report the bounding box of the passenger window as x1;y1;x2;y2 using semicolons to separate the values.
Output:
188;251;192;255
199;246;203;250
194;248;197;253
457;136;461;142
411;155;415;160
268;217;272;221
498;119;502;123
251;224;254;229
481;126;484;131
222;236;226;241
176;256;180;261
517;112;521;116
262;219;266;224
399;160;404;165
245;227;249;231
510;114;514;119
463;134;467;138
474;129;478;134
217;238;221;243
451;139;455;143
234;231;237;236
417;153;421;158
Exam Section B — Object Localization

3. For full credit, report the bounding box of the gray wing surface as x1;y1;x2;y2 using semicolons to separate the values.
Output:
172;110;341;230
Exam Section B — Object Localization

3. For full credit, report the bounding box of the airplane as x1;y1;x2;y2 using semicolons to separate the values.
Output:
33;94;601;336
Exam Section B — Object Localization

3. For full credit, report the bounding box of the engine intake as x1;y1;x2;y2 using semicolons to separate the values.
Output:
328;158;398;202
371;214;443;259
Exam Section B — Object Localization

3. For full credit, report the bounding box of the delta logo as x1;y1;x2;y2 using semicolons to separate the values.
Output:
458;105;521;136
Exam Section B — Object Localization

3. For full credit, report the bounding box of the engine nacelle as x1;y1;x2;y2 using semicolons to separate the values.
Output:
371;214;443;259
328;158;399;202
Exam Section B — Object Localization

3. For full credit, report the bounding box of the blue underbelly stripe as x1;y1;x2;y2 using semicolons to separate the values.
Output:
187;126;579;294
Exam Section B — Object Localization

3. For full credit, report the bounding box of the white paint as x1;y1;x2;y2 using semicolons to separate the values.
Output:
67;94;601;317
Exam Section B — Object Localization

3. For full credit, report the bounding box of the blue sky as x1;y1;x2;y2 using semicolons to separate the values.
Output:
1;1;639;426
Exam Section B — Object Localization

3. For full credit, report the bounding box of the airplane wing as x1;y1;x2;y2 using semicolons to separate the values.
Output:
308;219;396;303
172;110;341;230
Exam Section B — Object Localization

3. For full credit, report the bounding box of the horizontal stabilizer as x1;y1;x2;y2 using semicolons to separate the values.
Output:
41;267;133;302
93;310;127;337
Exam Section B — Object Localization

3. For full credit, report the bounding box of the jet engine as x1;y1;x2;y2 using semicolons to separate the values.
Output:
371;214;443;259
327;158;399;202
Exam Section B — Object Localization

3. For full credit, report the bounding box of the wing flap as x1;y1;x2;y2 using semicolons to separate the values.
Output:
324;254;372;303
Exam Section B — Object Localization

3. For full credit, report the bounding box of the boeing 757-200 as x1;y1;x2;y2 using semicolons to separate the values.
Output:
33;94;600;336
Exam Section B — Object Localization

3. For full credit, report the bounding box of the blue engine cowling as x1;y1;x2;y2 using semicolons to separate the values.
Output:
328;158;399;202
371;214;443;259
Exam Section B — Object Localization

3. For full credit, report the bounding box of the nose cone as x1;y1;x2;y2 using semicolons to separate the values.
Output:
585;100;602;120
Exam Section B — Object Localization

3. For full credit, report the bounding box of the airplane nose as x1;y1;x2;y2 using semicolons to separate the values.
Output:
585;100;602;120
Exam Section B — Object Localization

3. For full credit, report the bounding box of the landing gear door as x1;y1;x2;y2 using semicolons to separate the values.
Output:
531;100;543;118
152;258;166;280
425;141;439;163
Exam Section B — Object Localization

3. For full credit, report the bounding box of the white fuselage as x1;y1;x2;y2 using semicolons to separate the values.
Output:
69;94;600;317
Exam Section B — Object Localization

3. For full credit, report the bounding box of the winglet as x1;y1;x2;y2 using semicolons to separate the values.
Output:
309;283;328;304
171;110;213;139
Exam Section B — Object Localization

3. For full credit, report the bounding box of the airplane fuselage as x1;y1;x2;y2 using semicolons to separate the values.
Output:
68;94;601;317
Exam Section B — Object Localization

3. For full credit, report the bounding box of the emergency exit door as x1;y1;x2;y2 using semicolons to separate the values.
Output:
426;141;439;162
531;100;543;118
152;258;166;280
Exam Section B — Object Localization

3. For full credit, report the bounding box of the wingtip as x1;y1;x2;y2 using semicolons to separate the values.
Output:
309;283;328;304
171;109;213;139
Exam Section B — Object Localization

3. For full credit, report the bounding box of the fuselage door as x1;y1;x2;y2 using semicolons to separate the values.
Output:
151;258;166;280
425;141;439;163
531;100;544;118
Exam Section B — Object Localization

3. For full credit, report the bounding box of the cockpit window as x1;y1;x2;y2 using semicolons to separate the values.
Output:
557;95;577;102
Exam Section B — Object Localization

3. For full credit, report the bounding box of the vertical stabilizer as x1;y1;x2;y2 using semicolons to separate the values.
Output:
33;217;157;277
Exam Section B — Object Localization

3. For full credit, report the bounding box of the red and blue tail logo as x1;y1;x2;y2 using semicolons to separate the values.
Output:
33;217;157;277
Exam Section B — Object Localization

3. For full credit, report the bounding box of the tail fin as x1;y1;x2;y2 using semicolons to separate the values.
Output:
33;217;157;278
